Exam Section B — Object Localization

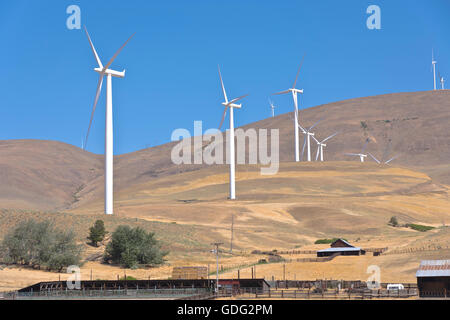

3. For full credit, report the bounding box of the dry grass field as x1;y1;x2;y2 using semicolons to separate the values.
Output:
1;161;450;291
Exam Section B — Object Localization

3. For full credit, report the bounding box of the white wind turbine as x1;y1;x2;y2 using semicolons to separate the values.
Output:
312;132;339;162
273;55;306;162
217;66;248;200
439;71;445;90
83;27;135;215
368;152;398;165
345;138;370;162
432;49;437;91
269;99;276;117
297;120;322;162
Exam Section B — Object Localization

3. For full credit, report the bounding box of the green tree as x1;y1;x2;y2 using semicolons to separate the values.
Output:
104;225;168;268
87;220;108;247
388;216;399;227
0;219;82;271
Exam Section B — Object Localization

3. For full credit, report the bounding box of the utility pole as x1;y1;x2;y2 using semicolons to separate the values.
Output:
211;242;223;294
230;214;234;253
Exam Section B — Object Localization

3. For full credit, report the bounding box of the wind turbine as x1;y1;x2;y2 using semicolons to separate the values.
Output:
368;152;398;165
83;27;135;215
345;138;369;162
298;120;322;162
217;66;248;200
268;99;276;117
439;71;445;90
312;132;338;162
273;55;306;162
432;49;437;91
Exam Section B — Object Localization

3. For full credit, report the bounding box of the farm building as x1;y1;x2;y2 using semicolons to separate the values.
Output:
317;239;366;257
416;260;450;298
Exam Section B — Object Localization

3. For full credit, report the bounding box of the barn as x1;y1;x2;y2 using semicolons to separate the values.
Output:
416;260;450;298
317;239;366;257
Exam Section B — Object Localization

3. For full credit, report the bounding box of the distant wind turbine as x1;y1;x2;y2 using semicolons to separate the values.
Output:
273;55;306;162
298;120;322;162
432;49;437;91
439;71;445;90
268;99;276;117
345;138;370;162
217;66;248;200
312;132;339;162
83;27;135;215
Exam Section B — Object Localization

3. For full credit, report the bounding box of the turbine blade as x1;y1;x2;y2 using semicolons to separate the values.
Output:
312;135;319;144
309;119;323;130
84;75;104;149
301;135;306;160
345;153;360;156
103;32;136;72
273;90;290;95
218;106;228;130
368;152;380;164
84;26;103;68
218;65;228;103
322;132;338;143
315;146;320;161
227;94;249;105
385;156;398;164
292;54;306;89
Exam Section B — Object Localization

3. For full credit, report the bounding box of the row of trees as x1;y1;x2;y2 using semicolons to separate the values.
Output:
0;219;168;271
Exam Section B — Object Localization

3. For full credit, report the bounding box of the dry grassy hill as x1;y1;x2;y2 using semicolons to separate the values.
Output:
0;90;449;212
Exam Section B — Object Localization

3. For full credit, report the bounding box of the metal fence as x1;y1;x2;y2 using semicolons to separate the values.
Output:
5;288;212;300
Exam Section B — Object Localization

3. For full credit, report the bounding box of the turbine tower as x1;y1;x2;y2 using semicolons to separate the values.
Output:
432;49;437;91
83;27;135;215
217;66;248;200
312;132;338;162
273;55;306;162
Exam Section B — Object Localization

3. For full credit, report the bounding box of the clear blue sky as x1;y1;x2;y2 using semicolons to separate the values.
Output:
0;0;448;155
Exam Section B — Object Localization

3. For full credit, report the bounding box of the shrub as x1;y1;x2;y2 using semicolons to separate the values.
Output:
103;225;168;268
388;216;399;227
406;224;435;232
119;276;137;281
87;220;108;246
0;219;82;271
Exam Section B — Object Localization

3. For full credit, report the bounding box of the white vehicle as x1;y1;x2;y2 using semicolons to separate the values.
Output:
387;284;404;291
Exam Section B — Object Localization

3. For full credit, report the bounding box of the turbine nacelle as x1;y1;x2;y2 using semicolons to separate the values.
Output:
290;88;304;94
222;102;242;109
94;67;126;78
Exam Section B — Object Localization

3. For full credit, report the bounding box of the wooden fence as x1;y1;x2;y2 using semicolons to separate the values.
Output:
384;245;450;255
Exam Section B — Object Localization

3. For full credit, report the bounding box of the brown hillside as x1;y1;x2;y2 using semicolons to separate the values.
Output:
0;90;449;211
